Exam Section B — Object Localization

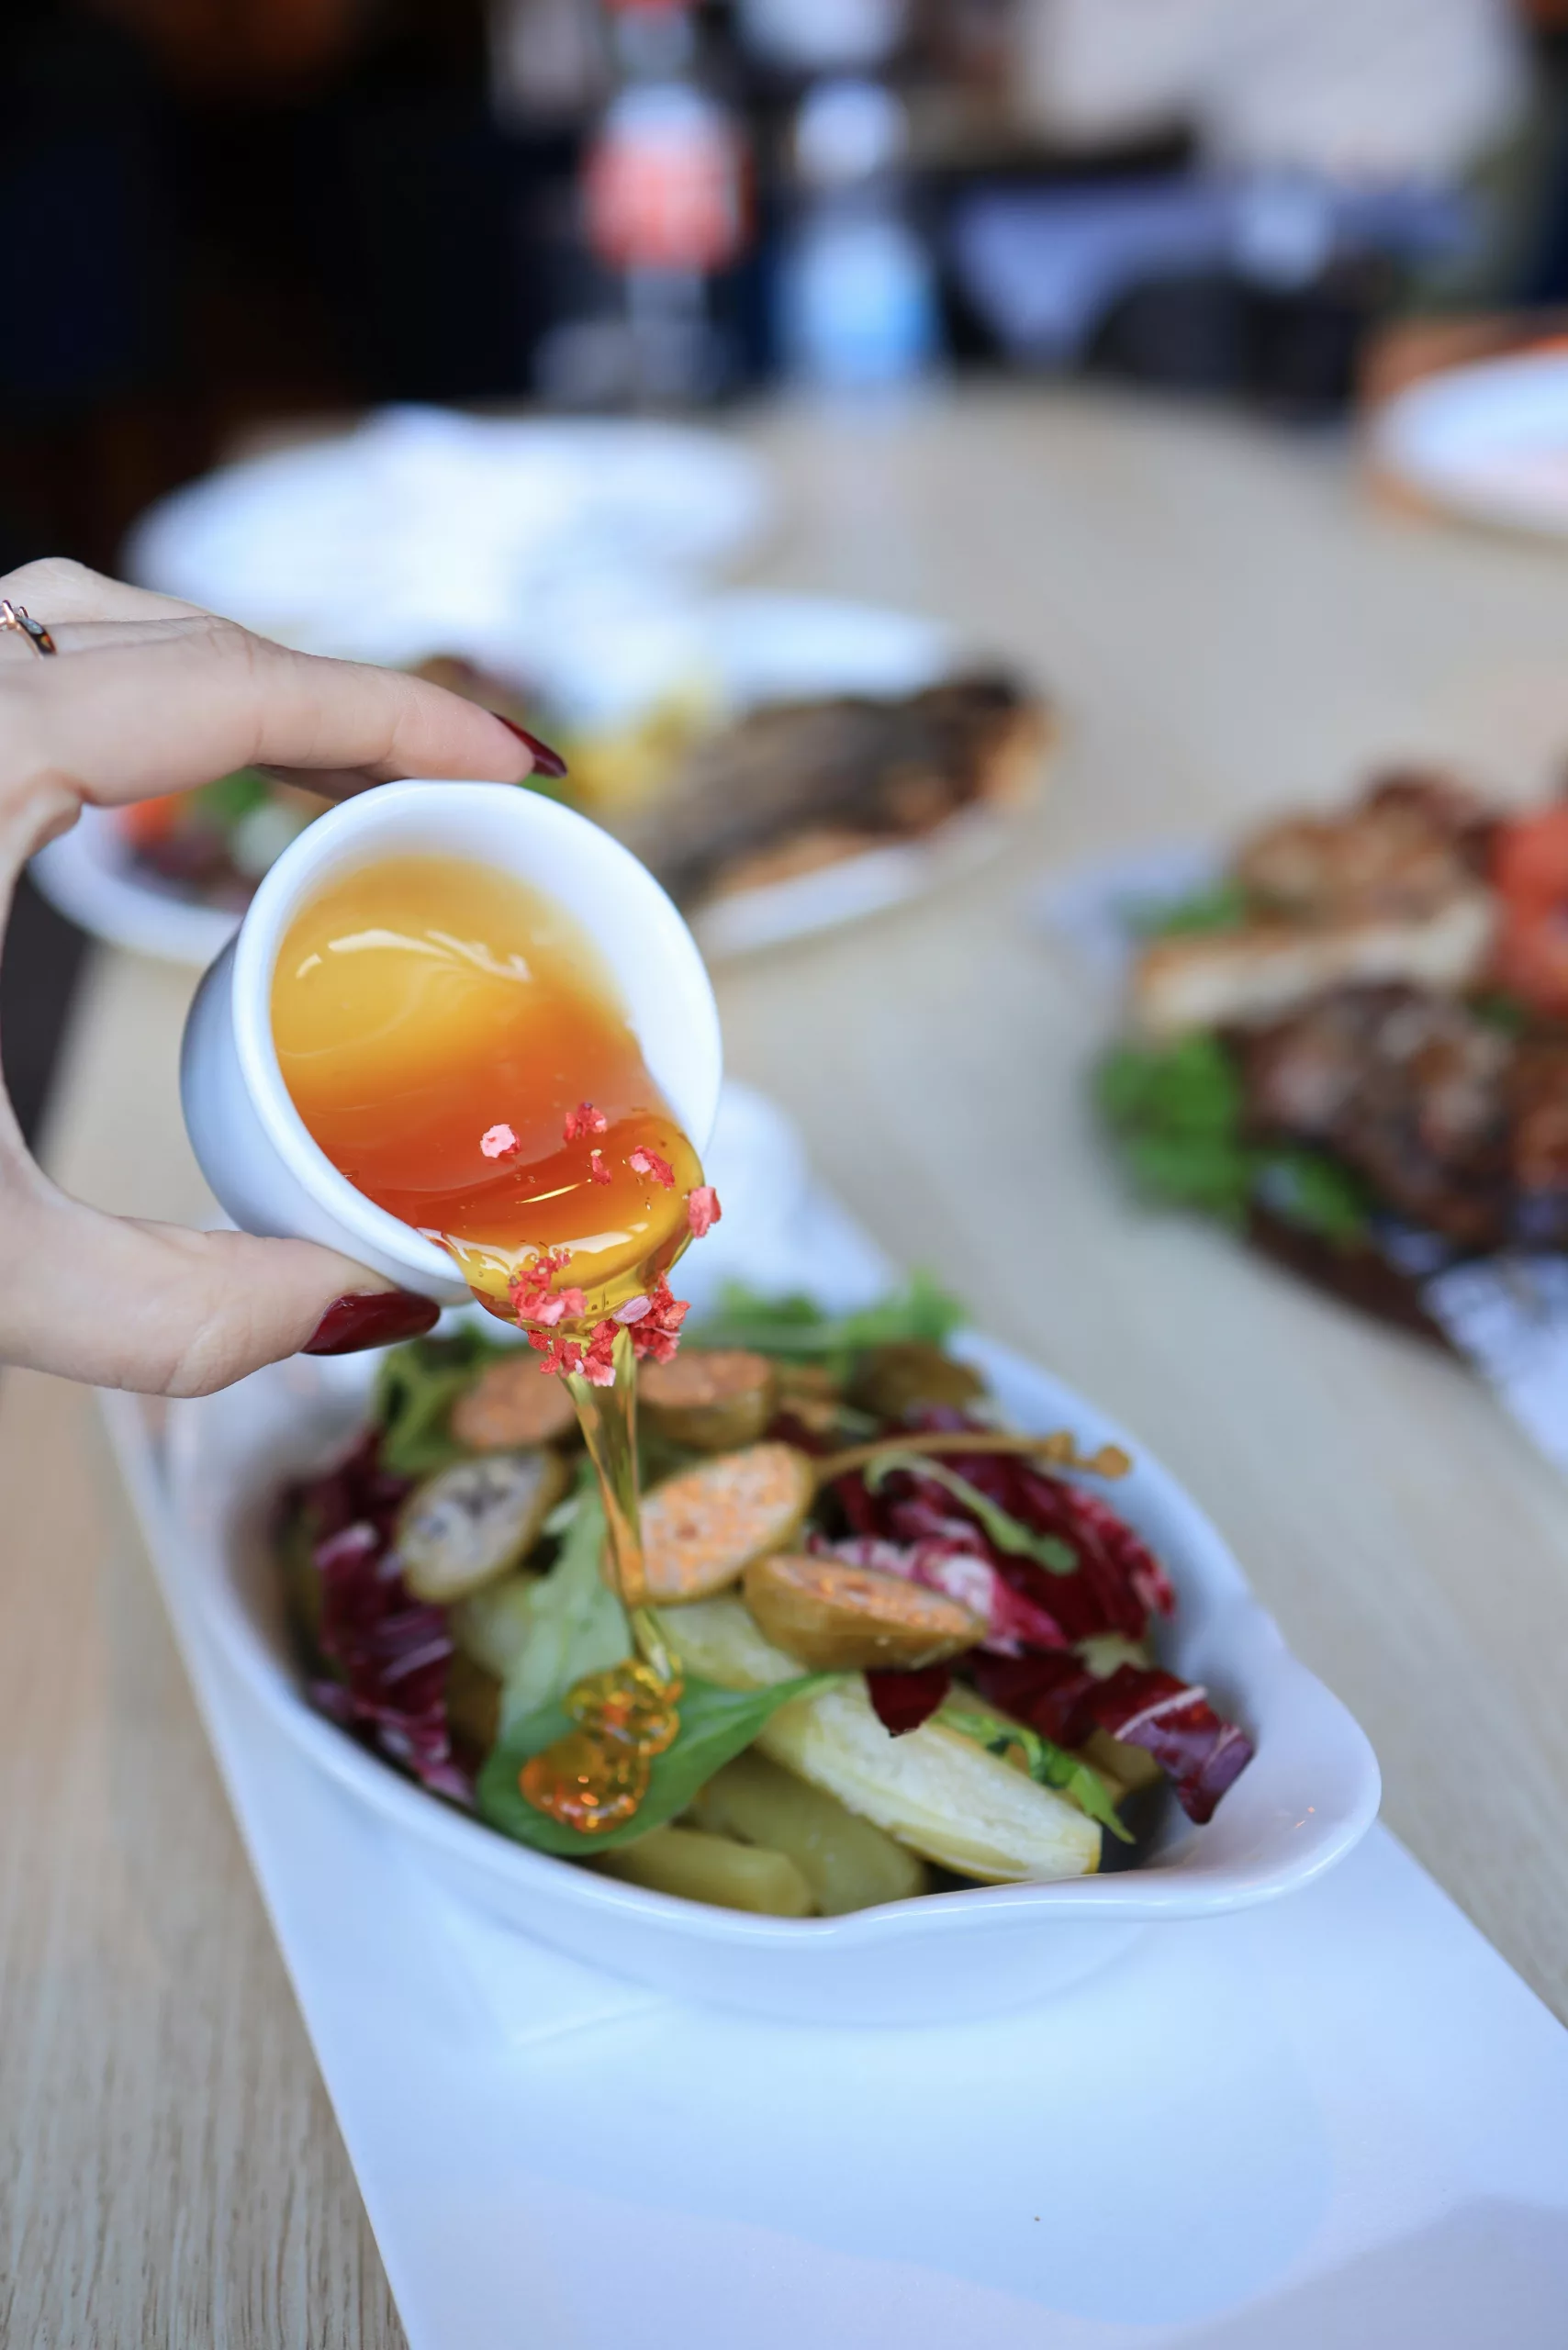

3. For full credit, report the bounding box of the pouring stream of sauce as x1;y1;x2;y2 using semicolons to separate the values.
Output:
273;853;703;1821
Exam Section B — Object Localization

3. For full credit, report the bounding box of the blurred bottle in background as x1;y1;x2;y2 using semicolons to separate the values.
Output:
732;0;940;393
538;0;747;406
778;78;942;391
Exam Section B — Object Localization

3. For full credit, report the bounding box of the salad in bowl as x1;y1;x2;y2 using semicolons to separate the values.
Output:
173;1274;1378;2017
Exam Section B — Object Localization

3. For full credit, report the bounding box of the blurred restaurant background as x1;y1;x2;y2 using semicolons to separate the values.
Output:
11;0;1568;1134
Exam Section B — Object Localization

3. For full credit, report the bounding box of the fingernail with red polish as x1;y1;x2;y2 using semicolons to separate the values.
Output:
304;1291;441;1356
493;714;570;780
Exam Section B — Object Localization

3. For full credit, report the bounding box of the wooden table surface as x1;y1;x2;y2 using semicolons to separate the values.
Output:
8;384;1568;2344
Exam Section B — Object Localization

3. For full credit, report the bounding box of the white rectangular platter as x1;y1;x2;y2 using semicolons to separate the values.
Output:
104;1139;1568;2349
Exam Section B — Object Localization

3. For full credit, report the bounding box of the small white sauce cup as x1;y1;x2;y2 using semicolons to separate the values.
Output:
179;780;723;1303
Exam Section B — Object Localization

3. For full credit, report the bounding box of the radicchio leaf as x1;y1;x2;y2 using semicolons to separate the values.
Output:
313;1520;471;1803
865;1663;952;1735
970;1651;1251;1825
828;1428;1163;1644
812;1532;1068;1654
1089;1664;1253;1825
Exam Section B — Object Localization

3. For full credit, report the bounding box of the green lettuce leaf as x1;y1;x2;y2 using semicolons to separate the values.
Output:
1095;1035;1371;1245
939;1701;1134;1843
373;1332;510;1477
1126;878;1250;939
495;1469;631;1732
1253;1148;1371;1248
692;1273;963;1366
476;1670;838;1855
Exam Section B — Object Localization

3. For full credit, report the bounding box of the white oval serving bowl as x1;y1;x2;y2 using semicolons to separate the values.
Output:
179;779;724;1302
165;1322;1380;2024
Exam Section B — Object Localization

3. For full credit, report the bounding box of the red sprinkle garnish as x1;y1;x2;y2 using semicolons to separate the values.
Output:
629;1146;676;1189
627;1275;689;1364
480;1123;519;1159
564;1102;609;1141
588;1148;610;1185
529;1330;584;1377
510;1248;585;1328
527;1316;621;1384
686;1184;722;1237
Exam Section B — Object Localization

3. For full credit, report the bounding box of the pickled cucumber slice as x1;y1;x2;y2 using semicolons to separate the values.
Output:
848;1341;988;1421
639;1349;776;1451
743;1552;984;1672
692;1750;927;1912
398;1450;569;1603
656;1596;1100;1884
450;1355;578;1452
643;1443;815;1603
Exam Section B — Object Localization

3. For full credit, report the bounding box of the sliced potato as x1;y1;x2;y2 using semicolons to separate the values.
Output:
848;1341;987;1421
656;1596;1100;1884
761;1683;1101;1884
450;1355;578;1451
643;1442;814;1603
743;1552;984;1672
597;1824;815;1916
449;1570;542;1680
692;1750;927;1913
398;1450;569;1603
639;1349;777;1451
1084;1725;1163;1796
446;1650;501;1754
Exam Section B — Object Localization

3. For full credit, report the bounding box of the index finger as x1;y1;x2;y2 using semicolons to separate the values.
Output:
3;616;537;811
0;554;208;626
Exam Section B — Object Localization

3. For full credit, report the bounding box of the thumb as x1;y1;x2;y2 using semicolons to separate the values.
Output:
6;1192;440;1394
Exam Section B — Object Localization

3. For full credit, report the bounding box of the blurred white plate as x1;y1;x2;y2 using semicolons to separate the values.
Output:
30;817;242;968
126;406;774;658
1371;347;1568;539
33;593;1036;967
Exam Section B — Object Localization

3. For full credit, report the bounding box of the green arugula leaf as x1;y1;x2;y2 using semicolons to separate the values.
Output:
373;1332;510;1476
476;1670;839;1855
1126;878;1251;939
194;767;274;826
939;1702;1133;1843
1253;1148;1371;1248
863;1450;1078;1573
692;1273;963;1366
1470;990;1532;1036
1098;1038;1372;1246
493;1469;631;1731
1096;1035;1254;1225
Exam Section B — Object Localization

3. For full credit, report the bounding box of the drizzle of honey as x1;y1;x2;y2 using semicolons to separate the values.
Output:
519;1657;683;1832
273;852;695;1825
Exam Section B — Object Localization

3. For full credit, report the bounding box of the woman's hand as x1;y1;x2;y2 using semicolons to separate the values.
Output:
0;557;543;1396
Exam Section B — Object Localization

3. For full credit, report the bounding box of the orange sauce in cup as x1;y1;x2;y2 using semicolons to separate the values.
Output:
271;854;700;1319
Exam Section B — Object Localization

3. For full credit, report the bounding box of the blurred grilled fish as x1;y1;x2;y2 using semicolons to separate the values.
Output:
613;673;1049;907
